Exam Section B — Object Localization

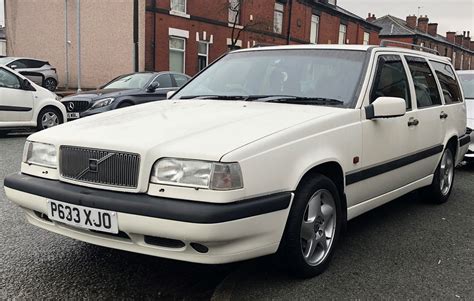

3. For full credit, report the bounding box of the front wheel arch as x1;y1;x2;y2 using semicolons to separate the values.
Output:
36;105;64;130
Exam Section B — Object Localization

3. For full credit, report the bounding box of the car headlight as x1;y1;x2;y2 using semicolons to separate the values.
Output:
91;98;115;109
23;141;57;168
150;158;243;190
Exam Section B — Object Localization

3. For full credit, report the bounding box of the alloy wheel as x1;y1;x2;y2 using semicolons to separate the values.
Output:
439;149;454;196
300;189;337;266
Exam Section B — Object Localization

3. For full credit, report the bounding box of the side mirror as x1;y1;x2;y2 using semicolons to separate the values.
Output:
10;64;18;70
167;90;177;99
147;82;159;92
366;97;406;119
21;79;34;91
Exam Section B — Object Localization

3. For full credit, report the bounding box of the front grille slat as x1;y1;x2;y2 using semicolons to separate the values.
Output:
59;146;140;188
63;100;90;112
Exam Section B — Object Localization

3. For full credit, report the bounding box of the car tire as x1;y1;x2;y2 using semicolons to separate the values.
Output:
277;174;342;278
423;147;455;204
43;78;58;92
37;107;63;131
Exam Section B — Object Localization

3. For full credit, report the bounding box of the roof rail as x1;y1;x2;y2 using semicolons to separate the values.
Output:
380;39;440;55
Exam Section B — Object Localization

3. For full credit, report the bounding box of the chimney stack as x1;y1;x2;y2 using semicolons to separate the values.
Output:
455;34;464;45
417;15;429;33
463;32;471;49
366;13;376;22
406;15;417;29
428;23;438;37
446;32;456;43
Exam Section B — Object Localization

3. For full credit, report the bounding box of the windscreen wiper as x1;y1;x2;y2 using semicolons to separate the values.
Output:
246;95;345;106
179;95;247;100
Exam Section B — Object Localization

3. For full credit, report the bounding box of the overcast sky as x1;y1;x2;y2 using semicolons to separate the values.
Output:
339;0;473;36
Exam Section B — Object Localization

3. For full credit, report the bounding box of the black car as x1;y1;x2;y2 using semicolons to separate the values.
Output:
61;72;190;120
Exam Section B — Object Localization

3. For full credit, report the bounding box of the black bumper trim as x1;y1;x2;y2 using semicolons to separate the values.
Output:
459;134;471;147
4;173;292;224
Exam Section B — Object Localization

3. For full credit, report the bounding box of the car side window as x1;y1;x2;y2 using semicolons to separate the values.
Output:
25;59;46;68
405;56;442;108
173;74;189;87
0;68;21;89
7;60;28;69
370;55;411;110
430;61;463;104
152;74;173;88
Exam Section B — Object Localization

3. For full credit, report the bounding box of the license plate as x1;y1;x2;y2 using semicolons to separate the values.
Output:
47;200;118;234
67;112;80;119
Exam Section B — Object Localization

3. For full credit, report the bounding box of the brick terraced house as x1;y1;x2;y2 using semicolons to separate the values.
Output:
369;14;474;70
145;0;381;75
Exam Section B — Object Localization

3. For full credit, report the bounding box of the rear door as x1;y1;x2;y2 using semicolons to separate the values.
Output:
0;67;34;122
403;55;445;175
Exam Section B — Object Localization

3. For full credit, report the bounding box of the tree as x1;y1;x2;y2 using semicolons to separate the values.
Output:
226;0;271;50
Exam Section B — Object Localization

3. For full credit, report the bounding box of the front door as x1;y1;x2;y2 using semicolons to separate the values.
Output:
0;67;34;122
354;53;420;202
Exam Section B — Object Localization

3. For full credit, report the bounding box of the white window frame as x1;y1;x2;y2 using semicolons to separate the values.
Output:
273;2;284;34
363;31;370;45
338;24;347;44
169;36;186;74
170;0;189;18
198;41;209;71
310;15;320;44
460;53;464;70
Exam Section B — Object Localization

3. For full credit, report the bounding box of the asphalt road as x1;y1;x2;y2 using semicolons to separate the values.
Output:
1;135;473;300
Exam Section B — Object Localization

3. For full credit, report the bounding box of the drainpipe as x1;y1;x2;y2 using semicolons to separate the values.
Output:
133;0;139;72
76;0;81;92
286;0;293;45
64;0;69;89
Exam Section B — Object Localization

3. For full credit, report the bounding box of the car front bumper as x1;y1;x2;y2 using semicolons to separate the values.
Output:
4;173;293;264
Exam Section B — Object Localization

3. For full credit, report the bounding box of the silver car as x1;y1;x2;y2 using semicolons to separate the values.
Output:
0;57;59;91
457;70;474;162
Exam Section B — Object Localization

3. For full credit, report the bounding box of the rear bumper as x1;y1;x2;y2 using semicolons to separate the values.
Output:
4;173;293;264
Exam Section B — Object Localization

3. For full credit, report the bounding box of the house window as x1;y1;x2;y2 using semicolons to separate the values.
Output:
228;0;240;24
363;32;370;45
273;2;284;34
338;24;347;44
169;37;185;73
310;15;320;44
170;0;186;14
198;41;209;71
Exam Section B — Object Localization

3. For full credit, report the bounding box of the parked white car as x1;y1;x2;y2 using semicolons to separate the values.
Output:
457;70;474;162
4;45;469;278
0;65;66;136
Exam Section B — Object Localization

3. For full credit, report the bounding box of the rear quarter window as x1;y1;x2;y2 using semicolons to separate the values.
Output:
430;61;463;104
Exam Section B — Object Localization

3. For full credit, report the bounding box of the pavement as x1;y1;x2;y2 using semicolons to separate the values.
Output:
1;134;473;300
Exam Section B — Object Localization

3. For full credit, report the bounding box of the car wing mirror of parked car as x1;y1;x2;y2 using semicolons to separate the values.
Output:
10;65;18;70
365;97;406;119
167;90;177;99
147;82;159;92
21;79;36;91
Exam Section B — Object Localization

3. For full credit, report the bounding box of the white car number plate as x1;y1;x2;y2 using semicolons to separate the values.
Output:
67;112;80;119
47;200;119;234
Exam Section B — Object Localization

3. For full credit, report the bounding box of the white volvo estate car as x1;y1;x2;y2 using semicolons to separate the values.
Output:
0;65;66;136
4;45;470;278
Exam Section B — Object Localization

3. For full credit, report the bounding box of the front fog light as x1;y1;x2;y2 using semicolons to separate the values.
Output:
23;141;57;168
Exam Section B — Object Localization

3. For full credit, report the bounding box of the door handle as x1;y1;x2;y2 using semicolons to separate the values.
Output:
408;118;419;127
440;112;448;119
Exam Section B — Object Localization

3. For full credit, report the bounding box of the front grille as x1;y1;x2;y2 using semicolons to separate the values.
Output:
59;146;140;188
63;100;90;112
